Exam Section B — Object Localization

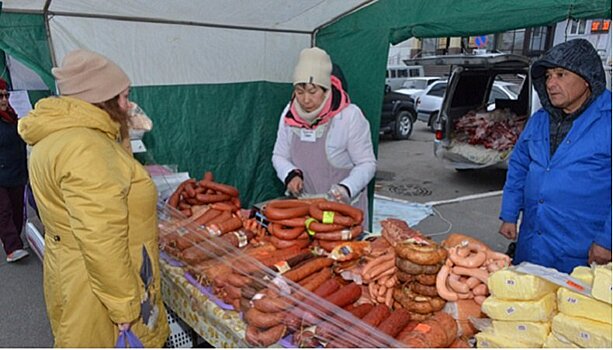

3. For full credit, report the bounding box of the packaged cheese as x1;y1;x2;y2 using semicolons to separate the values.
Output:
475;329;534;348
570;265;593;284
488;267;558;300
552;313;612;348
491;320;550;347
543;332;579;348
591;263;612;304
557;287;612;324
481;292;557;321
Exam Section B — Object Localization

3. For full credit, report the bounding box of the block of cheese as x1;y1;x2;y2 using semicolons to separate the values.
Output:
591;263;612;304
543;332;579;348
557;287;611;324
552;313;612;348
488;268;558;300
490;320;550;347
570;265;593;284
481;292;557;321
475;329;535;348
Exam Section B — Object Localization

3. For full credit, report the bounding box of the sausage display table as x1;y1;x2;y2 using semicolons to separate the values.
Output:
159;259;250;348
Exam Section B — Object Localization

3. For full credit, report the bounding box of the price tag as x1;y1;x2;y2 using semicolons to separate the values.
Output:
300;129;316;142
274;260;291;274
305;217;317;236
233;231;248;248
322;211;335;224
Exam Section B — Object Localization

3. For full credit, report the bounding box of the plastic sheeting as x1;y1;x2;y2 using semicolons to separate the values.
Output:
371;195;433;234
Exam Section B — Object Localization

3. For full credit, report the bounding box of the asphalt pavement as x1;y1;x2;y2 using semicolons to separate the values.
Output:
1;122;512;347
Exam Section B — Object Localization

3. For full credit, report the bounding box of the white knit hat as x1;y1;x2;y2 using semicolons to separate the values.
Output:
52;49;130;104
292;47;332;89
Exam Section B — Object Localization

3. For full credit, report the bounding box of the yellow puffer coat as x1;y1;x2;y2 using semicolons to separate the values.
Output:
18;97;169;347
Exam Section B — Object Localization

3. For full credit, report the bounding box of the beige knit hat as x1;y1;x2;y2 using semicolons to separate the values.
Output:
292;47;332;89
52;49;130;103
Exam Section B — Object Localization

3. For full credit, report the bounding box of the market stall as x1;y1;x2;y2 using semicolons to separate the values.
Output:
155;172;612;348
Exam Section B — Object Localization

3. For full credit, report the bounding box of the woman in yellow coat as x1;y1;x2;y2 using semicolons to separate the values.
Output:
18;49;169;347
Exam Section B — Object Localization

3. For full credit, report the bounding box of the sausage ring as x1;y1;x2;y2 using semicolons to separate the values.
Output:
314;225;362;241
414;273;438;286
309;201;363;227
406;281;439;297
395;239;448;266
396;257;443;275
269;223;305;240
393;288;445;314
264;200;311;220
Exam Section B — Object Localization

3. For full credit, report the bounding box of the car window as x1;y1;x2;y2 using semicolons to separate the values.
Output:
505;83;520;95
428;83;447;97
488;86;509;104
403;80;427;89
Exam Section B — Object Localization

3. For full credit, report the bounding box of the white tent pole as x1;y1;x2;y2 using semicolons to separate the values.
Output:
44;11;312;35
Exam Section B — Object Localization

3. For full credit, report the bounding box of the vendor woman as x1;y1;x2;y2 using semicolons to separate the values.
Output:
272;47;376;227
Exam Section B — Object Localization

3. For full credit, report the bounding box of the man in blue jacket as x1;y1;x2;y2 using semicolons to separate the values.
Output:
499;39;611;273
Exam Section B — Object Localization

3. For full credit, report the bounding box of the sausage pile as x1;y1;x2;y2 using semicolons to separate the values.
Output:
436;234;511;306
263;199;363;252
393;236;448;320
158;188;521;348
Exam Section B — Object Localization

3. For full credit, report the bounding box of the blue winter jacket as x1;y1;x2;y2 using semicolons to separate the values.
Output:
500;90;612;273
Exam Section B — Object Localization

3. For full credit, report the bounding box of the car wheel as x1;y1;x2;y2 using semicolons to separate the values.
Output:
393;110;414;140
428;112;438;132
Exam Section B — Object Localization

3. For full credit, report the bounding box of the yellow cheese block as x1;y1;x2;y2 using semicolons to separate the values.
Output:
591;263;612;304
557;287;612;324
475;329;535;348
552;313;612;348
488;268;558;300
481;292;557;321
570;265;593;284
491;320;550;347
543;332;579;348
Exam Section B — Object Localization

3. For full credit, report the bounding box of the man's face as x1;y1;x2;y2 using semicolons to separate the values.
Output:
0;90;9;112
545;67;591;114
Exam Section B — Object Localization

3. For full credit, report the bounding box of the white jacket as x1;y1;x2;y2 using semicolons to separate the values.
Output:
272;103;376;197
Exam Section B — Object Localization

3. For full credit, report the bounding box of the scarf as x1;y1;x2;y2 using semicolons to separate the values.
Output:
0;104;18;124
284;75;350;129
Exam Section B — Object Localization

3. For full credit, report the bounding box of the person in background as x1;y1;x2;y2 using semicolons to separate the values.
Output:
272;47;376;226
499;39;612;273
18;49;169;347
0;78;29;263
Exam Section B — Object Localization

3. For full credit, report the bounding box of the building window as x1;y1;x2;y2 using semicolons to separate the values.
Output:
568;19;587;35
496;30;525;55
591;19;611;33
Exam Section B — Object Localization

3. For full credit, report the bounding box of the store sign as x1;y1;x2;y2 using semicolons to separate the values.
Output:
591;20;610;33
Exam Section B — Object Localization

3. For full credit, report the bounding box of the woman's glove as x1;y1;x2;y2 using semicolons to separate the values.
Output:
327;184;351;204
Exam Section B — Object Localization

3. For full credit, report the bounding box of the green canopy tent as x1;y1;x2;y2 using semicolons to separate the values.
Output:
0;0;610;213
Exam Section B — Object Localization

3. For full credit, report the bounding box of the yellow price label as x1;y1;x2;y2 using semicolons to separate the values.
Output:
322;211;335;224
304;217;317;236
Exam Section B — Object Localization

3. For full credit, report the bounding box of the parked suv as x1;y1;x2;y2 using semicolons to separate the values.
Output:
379;90;417;140
407;53;541;170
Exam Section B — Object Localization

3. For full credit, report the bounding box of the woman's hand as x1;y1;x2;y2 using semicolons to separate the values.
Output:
287;177;303;197
499;222;517;240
